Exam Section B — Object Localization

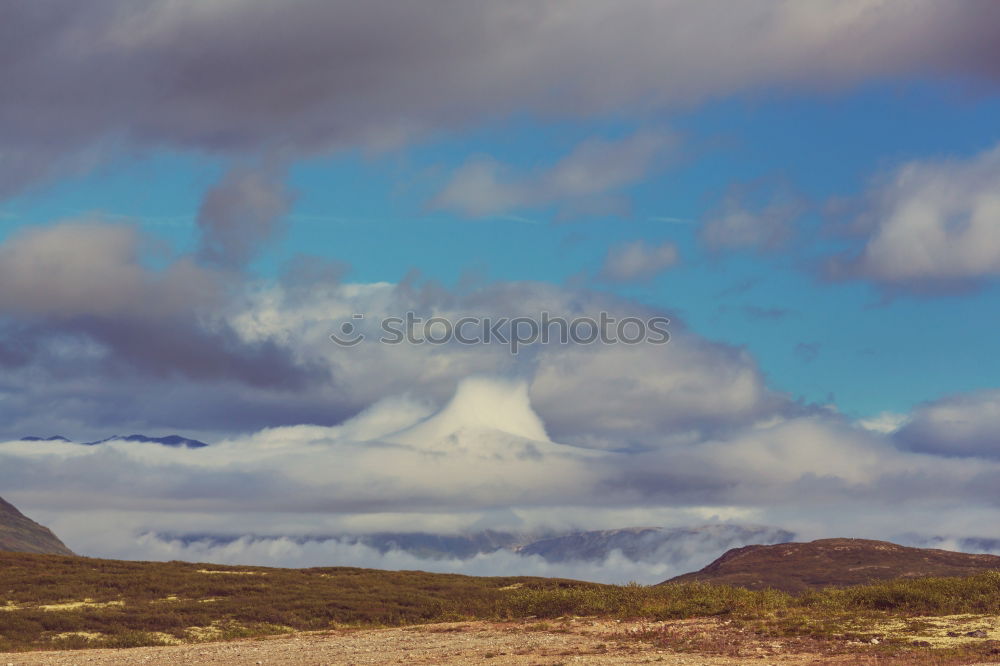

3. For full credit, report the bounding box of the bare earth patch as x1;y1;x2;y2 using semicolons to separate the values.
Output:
37;599;125;612
6;618;999;666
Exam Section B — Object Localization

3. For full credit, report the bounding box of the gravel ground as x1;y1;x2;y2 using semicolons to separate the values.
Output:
0;619;981;665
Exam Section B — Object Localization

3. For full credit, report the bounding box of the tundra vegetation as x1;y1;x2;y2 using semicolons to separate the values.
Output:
1;552;1000;661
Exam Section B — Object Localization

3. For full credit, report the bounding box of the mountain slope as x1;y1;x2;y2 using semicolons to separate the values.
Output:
663;537;1000;593
0;496;74;555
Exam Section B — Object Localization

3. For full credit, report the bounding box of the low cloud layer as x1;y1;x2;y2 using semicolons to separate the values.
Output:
60;525;794;585
4;375;1000;580
2;219;997;581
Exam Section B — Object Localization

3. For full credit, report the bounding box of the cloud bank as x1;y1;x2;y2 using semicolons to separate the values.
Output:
4;1;1000;196
4;373;1000;581
3;3;1000;580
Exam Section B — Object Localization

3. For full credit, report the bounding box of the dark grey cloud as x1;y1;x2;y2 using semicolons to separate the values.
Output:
197;165;295;269
288;278;800;447
0;366;355;444
0;221;327;440
71;315;323;389
5;0;1000;578
894;389;1000;459
0;239;800;442
2;221;998;561
4;1;1000;196
0;222;217;318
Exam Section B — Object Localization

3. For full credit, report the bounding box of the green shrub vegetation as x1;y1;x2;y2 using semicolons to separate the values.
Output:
1;552;999;653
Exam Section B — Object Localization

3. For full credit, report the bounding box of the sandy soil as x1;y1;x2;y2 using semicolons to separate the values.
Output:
0;618;936;666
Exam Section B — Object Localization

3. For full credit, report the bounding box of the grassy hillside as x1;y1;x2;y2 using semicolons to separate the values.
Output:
665;538;1000;593
2;551;1000;658
0;551;600;651
0;497;73;556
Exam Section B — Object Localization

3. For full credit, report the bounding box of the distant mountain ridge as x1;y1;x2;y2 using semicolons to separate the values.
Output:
0;496;74;555
154;524;795;567
19;434;209;448
663;538;1000;593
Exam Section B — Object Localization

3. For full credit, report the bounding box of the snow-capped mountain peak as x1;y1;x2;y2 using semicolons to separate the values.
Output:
386;377;550;447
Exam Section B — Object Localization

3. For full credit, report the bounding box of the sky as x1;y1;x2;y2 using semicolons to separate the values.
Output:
2;0;1000;581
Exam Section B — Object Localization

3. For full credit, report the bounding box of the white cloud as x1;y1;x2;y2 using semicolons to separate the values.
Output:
2;220;1000;576
196;164;295;269
831;143;1000;288
5;378;1000;581
222;278;794;447
530;337;784;447
5;247;787;440
432;132;672;217
600;240;679;282
700;189;803;252
859;412;908;434
47;529;749;585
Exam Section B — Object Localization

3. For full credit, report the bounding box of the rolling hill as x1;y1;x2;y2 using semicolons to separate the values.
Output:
4;548;1000;658
663;537;1000;593
0;496;74;556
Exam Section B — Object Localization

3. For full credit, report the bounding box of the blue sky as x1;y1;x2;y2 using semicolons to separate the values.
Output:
10;1;1000;570
5;79;1000;419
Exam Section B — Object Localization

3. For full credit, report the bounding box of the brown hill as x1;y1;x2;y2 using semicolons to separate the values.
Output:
0;496;74;555
663;538;1000;593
